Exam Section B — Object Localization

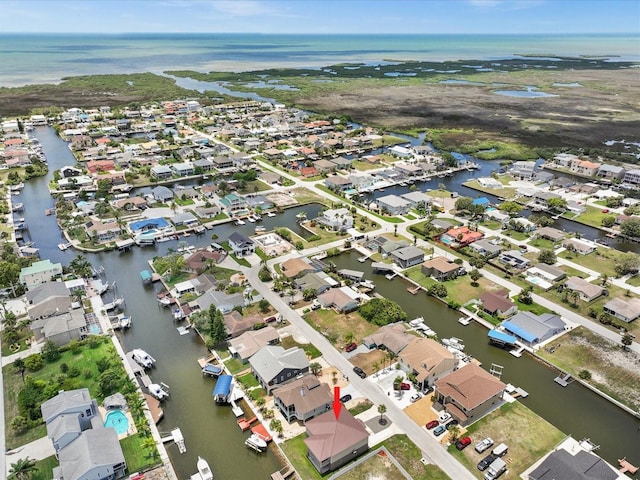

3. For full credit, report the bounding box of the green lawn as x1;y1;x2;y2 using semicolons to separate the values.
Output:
502;230;529;241
626;275;640;287
528;238;557;250
304;309;378;347
462;180;517;200
479;219;502;231
557;248;619;277
237;372;260;389
348;400;373;416
121;433;162;472
352;160;384;171
281;336;322;359
514;299;555;315
173;197;195;206
379;435;451;480
30;456;59;480
567;205;608;229
405;266;502;304
281;434;325;480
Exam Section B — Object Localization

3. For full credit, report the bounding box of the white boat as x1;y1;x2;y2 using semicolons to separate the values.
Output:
245;433;267;452
266;212;276;217
173;308;185;321
458;316;472;326
103;298;124;311
357;256;367;263
148;383;169;400
255;226;266;234
246;216;255;223
158;295;172;306
120;316;132;329
156;236;171;243
197;456;214;480
442;337;465;350
58;242;72;251
132;348;156;369
235;219;246;226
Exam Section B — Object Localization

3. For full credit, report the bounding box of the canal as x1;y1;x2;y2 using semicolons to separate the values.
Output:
18;126;640;475
332;250;640;468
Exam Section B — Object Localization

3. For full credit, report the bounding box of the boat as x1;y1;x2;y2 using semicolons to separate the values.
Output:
255;226;266;234
11;203;24;211
158;296;172;307
103;298;124;311
148;383;169;400
132;348;156;369
182;232;191;237
266;212;276;217
458;316;472;326
235;219;246;226
442;337;465;350
245;433;267;452
58;242;72;251
156;236;171;243
194;225;206;235
357;256;368;263
120;316;132;329
253;213;262;221
173;308;185;321
246;216;255;223
202;363;223;377
197;456;214;480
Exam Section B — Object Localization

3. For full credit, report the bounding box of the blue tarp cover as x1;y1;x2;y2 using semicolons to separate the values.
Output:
502;321;538;343
212;375;232;397
140;270;152;281
488;329;518;345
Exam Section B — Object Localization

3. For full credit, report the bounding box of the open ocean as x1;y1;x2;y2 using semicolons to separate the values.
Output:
1;33;638;87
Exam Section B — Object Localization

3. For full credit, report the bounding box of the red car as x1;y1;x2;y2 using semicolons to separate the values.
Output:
425;420;439;430
455;436;472;450
602;209;610;213
345;342;358;352
400;382;411;390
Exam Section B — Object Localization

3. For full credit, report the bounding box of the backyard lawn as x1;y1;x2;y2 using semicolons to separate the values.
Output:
281;434;324;480
121;433;162;473
462;180;517;200
280;335;322;359
336;449;405;480
453;401;565;480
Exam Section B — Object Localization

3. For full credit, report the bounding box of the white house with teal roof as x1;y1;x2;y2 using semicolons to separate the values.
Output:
19;259;63;289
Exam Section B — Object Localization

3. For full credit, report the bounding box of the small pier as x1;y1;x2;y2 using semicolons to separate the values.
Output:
619;457;638;475
509;346;525;358
554;373;574;387
407;285;421;295
161;428;186;453
230;399;244;417
237;416;257;431
271;466;296;480
385;272;397;280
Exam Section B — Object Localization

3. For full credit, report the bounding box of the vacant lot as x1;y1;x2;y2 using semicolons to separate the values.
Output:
304;309;378;347
350;349;389;376
336;450;407;480
537;326;640;412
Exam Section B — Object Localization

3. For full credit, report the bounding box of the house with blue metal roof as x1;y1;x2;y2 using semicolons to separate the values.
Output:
501;311;566;346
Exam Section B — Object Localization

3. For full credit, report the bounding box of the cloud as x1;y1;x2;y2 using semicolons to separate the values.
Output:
211;0;272;16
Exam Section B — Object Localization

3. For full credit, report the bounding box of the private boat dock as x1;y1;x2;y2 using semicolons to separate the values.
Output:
619;457;639;475
554;373;574;387
271;466;296;480
197;355;224;377
161;428;186;453
237;416;257;431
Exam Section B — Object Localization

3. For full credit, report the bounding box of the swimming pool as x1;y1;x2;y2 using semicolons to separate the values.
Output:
104;410;129;435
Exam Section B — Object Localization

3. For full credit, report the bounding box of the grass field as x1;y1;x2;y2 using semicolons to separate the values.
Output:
335;450;405;480
557;248;619;277
304;309;378;347
380;435;451;480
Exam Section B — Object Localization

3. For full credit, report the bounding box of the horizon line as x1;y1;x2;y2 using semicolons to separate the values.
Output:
1;31;637;36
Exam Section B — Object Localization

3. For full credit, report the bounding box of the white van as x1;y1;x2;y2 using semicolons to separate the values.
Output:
484;458;507;480
492;443;508;457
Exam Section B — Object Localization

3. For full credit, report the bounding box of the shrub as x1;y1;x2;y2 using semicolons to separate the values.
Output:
24;354;44;372
11;416;29;434
60;363;69;374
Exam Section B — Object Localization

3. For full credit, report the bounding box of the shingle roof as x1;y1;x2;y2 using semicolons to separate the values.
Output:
435;363;505;410
249;346;309;383
529;449;619;480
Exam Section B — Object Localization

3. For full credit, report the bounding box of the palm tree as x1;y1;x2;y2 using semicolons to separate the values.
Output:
377;403;387;424
309;362;322;377
13;358;26;383
372;361;379;374
8;457;37;480
344;332;354;346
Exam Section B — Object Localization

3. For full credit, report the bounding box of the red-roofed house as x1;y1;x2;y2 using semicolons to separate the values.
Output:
304;410;369;474
87;160;115;174
434;363;506;426
300;166;319;178
479;290;517;317
439;226;484;248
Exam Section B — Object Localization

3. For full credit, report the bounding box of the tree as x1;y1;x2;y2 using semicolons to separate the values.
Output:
518;285;534;305
601;215;616;228
620;218;640;239
344;332;354;345
454;197;473;212
448;424;461;442
69;255;93;278
8;456;37;480
538;249;557;265
578;369;592;380
567;289;580;307
377;403;387;424
498;201;522;216
41;340;60;362
427;283;448;298
209;305;227;345
359;298;407;326
258;299;270;313
255;397;266;411
309;362;322;376
614;252;640;277
469;269;481;286
546;197;567;212
621;333;634;351
13;358;26;383
372;361;379;374
529;214;554;227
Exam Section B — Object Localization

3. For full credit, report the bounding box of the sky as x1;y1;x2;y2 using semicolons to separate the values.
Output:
0;0;638;35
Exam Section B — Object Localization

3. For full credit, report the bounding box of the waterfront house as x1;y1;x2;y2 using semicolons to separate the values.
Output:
571;159;601;177
511;161;537;180
249;345;309;393
194;205;221;219
193;158;214;172
171;212;200;228
528;440;620;480
259;171;282;184
228;326;280;363
398;338;457;391
212;156;234;170
377;194;412;215
316;286;360;313
565;277;605;302
222;311;265;338
171;162;195;177
348;173;376;191
84;219;122;243
533;191;562;208
41;388;98;432
317;208;354;231
128;217;172;235
479;290;517;317
58;175;93;190
467;239;502;258
597;164;626;182
294;272;336;295
304;409;369;474
281;257;318;279
477;177;503;189
324;175;353;191
300;166;319;178
195;289;245;314
390;245;425;269
499;250;531;269
400;191;432;209
26;282;72;320
219;193;247;214
526;263;566;288
362;323;412;355
535;226;566;242
31;309;87;346
421;256;461;281
150;164;173;180
622;169;640;186
273;376;333;424
389;145;412;158
434;363;506;426
551;152;580;168
151;185;174;203
562;238;596;255
502;311;567;346
113;196;147;211
603;297;640;323
329;156;352;170
511;217;537;232
396;163;423;177
185;250;226;273
228;232;255;257
19;259;63;289
313;159;337;172
439;226;483;248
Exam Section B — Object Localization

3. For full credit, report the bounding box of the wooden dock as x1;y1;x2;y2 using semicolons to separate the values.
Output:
237;416;257;431
407;285;421;295
619;457;639;474
271;466;296;480
143;393;164;424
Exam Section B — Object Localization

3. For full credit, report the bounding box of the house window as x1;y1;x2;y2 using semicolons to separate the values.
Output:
86;409;91;416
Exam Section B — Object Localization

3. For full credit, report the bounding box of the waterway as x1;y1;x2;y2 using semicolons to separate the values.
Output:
18;125;640;475
332;250;640;468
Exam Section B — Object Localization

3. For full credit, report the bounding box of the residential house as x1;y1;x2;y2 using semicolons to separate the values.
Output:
388;145;412;158
171;212;200;228
571;160;601;177
526;263;566;284
421;256;461;281
57;175;93;190
223;311;265;338
171;162;195;177
348;173;376;191
511;161;537;180
603;297;640;323
362;323;412;355
281;257;317;279
259;171;282;184
128;217;172;236
84;220;122;243
390;245;425;269
194;205;221;219
219;193;247;214
565;277;605;302
400;191;432;209
212;156;234;170
511;217;537;232
440;226;483;248
477;177;503;189
528;443;620;480
299;166;319;178
150;164;173;180
535;227;566;242
316;286;360;313
622;169;640;186
499;250;531;269
195;289;245;314
552;153;580;168
19;259;63;289
273;376;333;423
467;239;502;258
249;345;309;393
434;363;506;426
597;164;626;182
313;159;337;172
294;272;336;295
26;282;72;320
533;191;562;208
304;410;369;474
324;175;353;191
396;163;423;177
377;195;412;215
563;238;596;255
398;338;457;391
193;158;214;172
329;156;352;170
151;185;174;203
316;208;354;231
479;290;517;317
185;250;225;273
113;196;147;211
501;311;567;346
228;232;255;257
41;388;98;429
228;326;280;363
30;309;87;346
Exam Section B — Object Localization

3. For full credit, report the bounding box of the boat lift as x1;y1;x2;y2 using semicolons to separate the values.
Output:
160;428;186;453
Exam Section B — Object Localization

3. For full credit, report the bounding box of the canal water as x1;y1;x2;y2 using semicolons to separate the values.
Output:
18;126;640;474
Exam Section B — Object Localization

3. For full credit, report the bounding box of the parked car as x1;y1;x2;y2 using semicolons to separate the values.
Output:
410;393;422;402
264;316;277;323
400;382;411;390
438;412;451;423
477;454;496;471
340;394;352;403
475;437;494;453
433;425;446;436
425;420;439;430
353;366;366;379
345;342;358;352
311;303;321;310
445;419;459;430
455;436;471;450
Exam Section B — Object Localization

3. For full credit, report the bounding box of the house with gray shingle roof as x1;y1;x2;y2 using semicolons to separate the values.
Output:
249;345;309;393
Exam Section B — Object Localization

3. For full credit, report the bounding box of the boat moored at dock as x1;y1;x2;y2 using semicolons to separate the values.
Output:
197;456;214;480
148;383;170;400
245;433;267;452
132;348;156;369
